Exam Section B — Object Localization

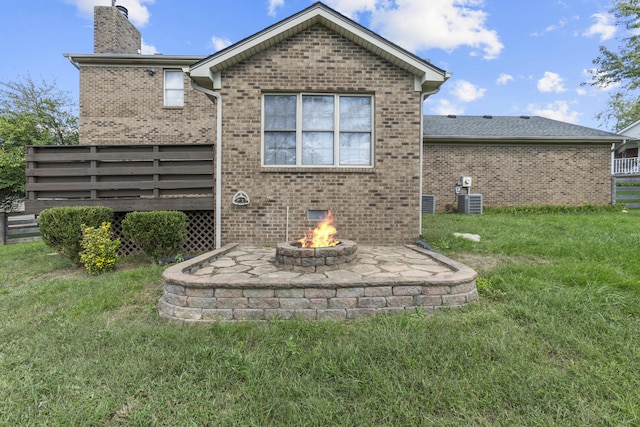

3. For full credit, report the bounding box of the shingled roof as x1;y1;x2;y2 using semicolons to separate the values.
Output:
423;115;623;142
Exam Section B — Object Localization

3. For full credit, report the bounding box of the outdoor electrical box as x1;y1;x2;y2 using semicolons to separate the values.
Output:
461;176;472;188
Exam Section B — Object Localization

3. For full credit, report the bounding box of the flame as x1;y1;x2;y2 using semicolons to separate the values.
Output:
298;210;338;248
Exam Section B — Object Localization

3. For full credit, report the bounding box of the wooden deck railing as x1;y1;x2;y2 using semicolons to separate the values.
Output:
25;144;215;213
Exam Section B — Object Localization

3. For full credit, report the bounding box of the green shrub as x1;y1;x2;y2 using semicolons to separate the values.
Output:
38;206;114;264
121;211;188;262
79;222;120;275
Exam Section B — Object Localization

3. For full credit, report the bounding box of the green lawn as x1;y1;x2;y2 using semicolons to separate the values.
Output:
1;208;640;425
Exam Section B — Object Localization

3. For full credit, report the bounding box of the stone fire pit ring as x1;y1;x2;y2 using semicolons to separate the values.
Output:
275;240;357;273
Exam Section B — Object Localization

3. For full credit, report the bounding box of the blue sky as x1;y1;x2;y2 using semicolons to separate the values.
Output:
1;0;622;130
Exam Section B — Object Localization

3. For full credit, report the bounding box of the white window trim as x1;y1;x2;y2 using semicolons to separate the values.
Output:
164;69;184;107
261;93;374;168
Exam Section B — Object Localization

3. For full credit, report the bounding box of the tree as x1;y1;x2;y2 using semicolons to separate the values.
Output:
0;75;78;210
587;0;640;131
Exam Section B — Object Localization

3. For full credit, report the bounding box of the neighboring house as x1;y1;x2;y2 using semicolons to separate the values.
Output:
612;120;640;176
422;115;622;209
615;119;640;159
26;2;622;249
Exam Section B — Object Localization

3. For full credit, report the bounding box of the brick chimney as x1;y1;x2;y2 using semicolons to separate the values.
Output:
94;6;141;54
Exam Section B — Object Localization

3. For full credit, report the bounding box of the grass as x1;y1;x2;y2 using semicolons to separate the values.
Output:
1;209;640;425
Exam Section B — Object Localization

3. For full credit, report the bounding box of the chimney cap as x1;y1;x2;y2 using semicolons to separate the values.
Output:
115;5;128;18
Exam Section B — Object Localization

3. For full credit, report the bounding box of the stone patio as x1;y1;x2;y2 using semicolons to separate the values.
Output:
160;243;478;323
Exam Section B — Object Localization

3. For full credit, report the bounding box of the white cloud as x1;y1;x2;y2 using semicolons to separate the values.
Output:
496;73;514;85
545;18;567;33
141;38;157;54
430;99;465;115
531;18;567;37
537;71;566;93
576;88;587;96
583;12;616;41
211;36;232;51
324;0;377;18
65;0;155;28
268;0;285;17
325;0;504;59
528;100;580;123
451;80;486;102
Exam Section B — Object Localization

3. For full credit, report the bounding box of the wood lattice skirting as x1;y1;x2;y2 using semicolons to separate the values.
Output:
111;210;215;257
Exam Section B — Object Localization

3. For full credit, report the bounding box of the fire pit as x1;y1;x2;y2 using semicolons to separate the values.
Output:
275;240;358;272
276;211;358;272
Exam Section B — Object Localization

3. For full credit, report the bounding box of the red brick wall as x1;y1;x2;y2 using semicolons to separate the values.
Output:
423;143;613;210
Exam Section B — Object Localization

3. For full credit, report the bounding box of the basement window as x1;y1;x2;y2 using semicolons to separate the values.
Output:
164;70;184;107
308;210;329;221
262;93;373;167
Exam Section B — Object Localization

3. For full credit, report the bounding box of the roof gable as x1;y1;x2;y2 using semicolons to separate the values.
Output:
188;2;448;92
618;119;640;138
423;115;623;143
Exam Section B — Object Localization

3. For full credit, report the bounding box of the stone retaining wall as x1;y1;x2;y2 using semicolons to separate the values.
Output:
159;243;478;323
160;281;477;322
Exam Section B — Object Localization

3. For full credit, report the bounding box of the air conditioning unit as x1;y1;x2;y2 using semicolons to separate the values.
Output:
458;194;483;214
422;195;436;214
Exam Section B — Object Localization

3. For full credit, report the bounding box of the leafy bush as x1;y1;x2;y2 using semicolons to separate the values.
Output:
121;211;188;262
38;206;114;264
79;222;120;275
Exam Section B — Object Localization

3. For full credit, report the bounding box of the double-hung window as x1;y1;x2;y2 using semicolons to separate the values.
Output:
263;94;373;167
164;70;184;107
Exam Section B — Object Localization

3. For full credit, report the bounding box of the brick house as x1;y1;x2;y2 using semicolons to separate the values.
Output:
36;2;621;250
423;115;622;209
62;2;449;247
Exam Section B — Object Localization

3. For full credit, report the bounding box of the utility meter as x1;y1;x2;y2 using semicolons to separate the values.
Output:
461;176;472;188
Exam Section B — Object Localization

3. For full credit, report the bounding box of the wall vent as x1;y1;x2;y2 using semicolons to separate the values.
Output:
458;194;483;214
422;195;436;214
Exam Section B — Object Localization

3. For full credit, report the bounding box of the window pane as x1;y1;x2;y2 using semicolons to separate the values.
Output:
340;96;371;131
265;131;296;165
265;95;296;130
164;71;184;107
165;89;184;107
340;132;371;165
302;131;334;165
303;96;334;130
165;71;183;89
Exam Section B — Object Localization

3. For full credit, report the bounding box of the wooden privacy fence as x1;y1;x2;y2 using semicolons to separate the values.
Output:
0;212;41;245
25;144;215;213
614;175;640;209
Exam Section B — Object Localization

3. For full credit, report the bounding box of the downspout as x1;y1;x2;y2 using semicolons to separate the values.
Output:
190;80;223;249
419;87;441;239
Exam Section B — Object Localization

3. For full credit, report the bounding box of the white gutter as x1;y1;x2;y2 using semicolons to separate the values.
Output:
189;80;223;249
66;55;80;70
419;88;441;239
